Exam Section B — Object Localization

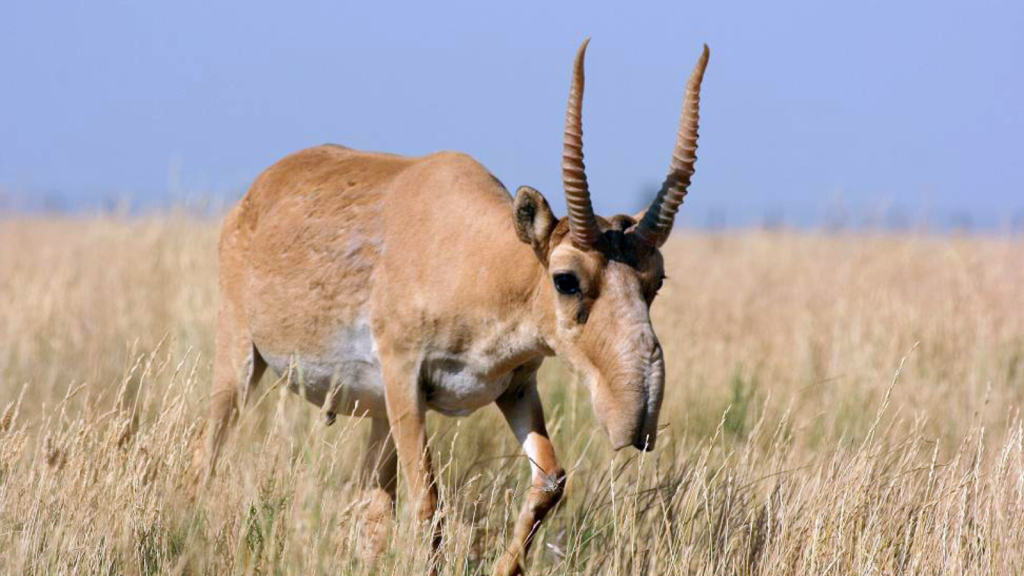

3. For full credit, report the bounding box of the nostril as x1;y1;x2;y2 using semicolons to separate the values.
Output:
631;411;653;451
633;431;655;451
650;343;664;364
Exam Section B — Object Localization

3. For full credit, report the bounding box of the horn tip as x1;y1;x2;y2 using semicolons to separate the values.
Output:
691;44;710;79
578;37;591;56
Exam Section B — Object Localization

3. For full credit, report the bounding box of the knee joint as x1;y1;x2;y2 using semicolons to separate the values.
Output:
529;467;565;512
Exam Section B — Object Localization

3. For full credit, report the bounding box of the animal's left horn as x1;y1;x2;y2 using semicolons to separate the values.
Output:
562;38;599;249
634;44;710;248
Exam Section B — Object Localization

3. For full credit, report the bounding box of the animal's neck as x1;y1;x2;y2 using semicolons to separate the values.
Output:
467;210;556;364
493;228;556;362
428;187;556;369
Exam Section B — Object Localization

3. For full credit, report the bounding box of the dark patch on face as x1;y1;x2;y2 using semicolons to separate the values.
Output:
595;216;644;267
599;216;667;297
609;215;636;232
575;304;590;324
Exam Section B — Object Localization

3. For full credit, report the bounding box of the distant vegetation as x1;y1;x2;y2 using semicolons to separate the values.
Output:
4;187;1023;234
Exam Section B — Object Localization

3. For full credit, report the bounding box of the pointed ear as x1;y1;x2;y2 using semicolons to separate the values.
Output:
512;185;556;263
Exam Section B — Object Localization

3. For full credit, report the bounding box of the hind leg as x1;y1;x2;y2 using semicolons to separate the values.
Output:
360;417;398;558
199;304;266;481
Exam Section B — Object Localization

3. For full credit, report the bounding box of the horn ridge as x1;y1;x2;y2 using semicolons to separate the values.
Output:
635;44;710;248
562;38;599;249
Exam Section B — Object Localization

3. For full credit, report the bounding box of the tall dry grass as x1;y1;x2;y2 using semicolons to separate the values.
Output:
1;216;1022;574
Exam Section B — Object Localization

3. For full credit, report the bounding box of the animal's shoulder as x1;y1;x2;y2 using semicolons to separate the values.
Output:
402;151;510;205
419;151;498;181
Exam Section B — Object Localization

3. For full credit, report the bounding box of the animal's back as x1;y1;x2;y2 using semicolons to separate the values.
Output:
220;144;416;415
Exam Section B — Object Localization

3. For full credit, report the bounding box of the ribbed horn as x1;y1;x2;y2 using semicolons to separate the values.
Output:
634;44;710;248
562;38;599;249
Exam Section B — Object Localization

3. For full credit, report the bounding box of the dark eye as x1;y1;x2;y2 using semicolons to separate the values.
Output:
655;275;665;292
553;273;581;295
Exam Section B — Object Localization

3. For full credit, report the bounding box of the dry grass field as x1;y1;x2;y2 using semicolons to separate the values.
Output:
1;215;1023;574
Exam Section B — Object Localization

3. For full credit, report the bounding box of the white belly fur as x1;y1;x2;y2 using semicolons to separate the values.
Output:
421;355;514;417
260;318;388;418
259;319;514;420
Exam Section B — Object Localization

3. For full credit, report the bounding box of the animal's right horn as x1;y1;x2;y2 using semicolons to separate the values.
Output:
562;38;599;249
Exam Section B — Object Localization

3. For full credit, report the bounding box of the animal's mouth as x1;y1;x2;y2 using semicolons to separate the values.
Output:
608;401;656;452
605;344;664;452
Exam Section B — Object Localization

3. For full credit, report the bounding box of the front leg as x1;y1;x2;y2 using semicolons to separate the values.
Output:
379;354;441;550
492;379;566;576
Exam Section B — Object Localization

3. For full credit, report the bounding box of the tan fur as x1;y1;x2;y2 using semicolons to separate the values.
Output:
200;145;667;572
200;39;709;575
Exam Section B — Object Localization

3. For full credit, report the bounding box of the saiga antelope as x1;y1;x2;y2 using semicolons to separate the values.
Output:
201;39;710;575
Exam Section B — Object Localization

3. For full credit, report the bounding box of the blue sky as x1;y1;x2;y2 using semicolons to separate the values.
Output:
1;0;1022;228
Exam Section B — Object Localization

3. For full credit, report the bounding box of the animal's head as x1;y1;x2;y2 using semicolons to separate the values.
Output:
513;39;709;452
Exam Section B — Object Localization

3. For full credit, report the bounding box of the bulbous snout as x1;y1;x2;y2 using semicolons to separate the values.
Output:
592;342;666;452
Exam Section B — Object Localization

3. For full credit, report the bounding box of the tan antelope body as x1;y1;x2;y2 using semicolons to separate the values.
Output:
202;40;710;575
